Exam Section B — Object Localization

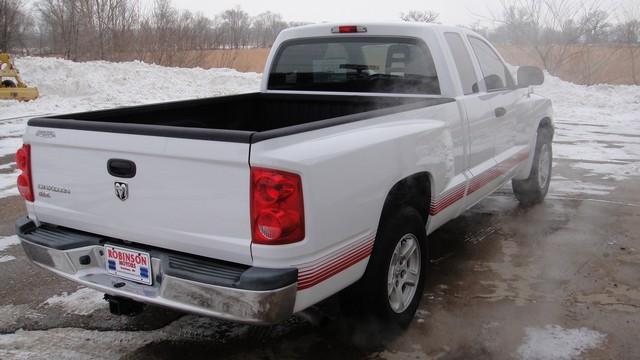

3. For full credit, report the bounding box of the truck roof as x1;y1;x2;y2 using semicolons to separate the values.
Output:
279;21;481;40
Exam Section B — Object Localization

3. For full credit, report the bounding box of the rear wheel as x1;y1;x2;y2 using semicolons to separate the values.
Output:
354;207;428;328
387;233;422;314
512;127;553;206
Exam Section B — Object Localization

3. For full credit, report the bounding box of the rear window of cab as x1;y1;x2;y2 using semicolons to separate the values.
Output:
268;37;440;95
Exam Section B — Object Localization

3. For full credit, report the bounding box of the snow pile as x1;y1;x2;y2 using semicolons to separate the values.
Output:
41;288;106;316
0;304;31;329
0;120;23;198
1;56;262;118
538;75;640;189
517;325;606;360
0;235;19;264
0;167;19;198
0;255;16;263
0;235;19;251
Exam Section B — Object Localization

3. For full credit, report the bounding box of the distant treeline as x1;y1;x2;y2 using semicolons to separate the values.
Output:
0;0;307;64
1;0;639;83
404;4;640;84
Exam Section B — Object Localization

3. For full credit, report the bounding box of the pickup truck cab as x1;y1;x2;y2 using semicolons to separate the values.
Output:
16;22;553;326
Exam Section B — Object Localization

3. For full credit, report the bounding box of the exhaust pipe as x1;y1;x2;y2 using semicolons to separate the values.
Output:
104;294;145;316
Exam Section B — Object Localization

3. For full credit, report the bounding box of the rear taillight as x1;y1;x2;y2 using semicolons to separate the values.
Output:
16;144;34;202
251;167;304;245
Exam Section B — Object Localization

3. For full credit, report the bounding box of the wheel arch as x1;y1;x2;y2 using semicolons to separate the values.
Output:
538;116;554;139
517;116;554;180
377;172;432;230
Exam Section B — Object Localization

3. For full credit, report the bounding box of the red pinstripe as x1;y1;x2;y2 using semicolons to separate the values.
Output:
297;149;530;290
297;236;374;290
298;244;374;289
430;149;529;215
299;236;373;273
298;240;373;277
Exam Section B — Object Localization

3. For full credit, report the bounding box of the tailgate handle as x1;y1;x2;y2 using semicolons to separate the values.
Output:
107;159;136;178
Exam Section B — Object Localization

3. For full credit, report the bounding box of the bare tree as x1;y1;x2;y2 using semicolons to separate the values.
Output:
14;9;35;53
251;11;287;48
493;0;609;75
0;0;26;52
36;0;83;59
582;9;610;43
614;3;640;84
400;10;439;23
220;6;250;49
149;0;176;64
576;10;622;84
189;12;212;50
108;0;139;58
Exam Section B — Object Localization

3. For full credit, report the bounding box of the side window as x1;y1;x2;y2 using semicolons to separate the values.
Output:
444;32;479;95
468;36;514;91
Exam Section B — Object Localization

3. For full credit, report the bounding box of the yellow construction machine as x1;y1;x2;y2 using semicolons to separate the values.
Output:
0;53;39;101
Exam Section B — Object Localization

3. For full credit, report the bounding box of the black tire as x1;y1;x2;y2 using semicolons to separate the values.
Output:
1;80;17;88
512;127;553;206
352;207;428;329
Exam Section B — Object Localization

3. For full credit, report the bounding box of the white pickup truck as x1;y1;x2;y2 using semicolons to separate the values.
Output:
16;23;553;327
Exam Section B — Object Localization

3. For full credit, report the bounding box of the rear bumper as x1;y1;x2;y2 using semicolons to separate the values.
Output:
16;217;297;324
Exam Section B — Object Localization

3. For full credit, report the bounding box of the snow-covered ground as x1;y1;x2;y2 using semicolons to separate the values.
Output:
0;235;20;264
517;325;606;360
40;288;107;316
539;75;640;199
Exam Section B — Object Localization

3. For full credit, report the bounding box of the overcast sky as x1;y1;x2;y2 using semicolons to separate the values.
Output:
168;0;506;26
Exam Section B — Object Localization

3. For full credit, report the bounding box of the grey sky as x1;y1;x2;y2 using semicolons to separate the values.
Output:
169;0;506;26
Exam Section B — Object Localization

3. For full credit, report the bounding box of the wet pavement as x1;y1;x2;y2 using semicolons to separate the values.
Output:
1;112;640;359
1;155;639;359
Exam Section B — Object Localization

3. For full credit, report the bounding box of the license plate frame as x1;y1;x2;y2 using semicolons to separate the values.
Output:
105;245;152;285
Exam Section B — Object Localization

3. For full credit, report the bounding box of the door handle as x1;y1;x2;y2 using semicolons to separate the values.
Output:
107;159;136;178
495;107;507;118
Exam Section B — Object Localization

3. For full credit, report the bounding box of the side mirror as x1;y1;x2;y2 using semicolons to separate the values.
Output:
484;74;505;90
517;66;544;87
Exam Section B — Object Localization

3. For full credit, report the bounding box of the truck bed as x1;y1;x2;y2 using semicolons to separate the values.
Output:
29;93;452;143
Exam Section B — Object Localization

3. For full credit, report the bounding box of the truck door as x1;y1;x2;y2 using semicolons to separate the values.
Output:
442;32;499;211
467;36;530;181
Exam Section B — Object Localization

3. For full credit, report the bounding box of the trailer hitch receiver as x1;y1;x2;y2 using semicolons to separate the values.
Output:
104;294;145;316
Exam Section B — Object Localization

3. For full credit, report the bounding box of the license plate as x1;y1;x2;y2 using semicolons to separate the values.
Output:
105;245;152;285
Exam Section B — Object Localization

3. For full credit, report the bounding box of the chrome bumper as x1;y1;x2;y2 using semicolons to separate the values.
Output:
18;225;297;324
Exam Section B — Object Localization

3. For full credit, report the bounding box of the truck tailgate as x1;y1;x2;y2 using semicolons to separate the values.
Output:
26;127;252;265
